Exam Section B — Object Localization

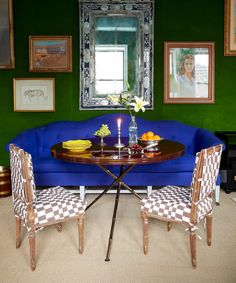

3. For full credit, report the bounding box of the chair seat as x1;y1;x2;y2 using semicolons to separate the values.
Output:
35;186;86;226
141;185;212;225
14;186;86;228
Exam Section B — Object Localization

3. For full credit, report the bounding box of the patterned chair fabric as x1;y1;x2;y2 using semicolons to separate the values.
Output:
14;186;86;229
9;144;86;270
141;145;222;228
141;144;223;268
10;144;36;201
141;185;212;226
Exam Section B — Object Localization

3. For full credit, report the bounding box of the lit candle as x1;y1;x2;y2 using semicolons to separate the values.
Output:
117;118;121;129
114;118;124;148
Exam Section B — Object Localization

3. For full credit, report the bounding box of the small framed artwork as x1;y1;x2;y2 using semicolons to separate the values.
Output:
0;0;15;69
29;36;72;72
224;0;236;55
13;78;55;112
164;42;215;104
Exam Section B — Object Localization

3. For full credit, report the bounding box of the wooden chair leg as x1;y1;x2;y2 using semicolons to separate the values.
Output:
190;230;196;268
78;214;85;254
167;221;172;231
57;223;62;232
15;216;21;248
206;214;212;246
28;230;36;271
141;211;149;255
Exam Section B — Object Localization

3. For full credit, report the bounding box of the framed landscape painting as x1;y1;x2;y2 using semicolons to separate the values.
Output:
29;36;72;72
224;0;236;55
0;0;15;69
164;42;215;104
13;78;55;112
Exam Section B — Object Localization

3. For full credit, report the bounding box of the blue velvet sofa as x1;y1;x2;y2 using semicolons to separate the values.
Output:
6;113;223;202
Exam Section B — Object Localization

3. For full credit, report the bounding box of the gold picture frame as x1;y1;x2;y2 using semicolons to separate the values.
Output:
29;36;72;72
224;0;236;55
13;78;55;112
0;0;15;69
164;42;215;104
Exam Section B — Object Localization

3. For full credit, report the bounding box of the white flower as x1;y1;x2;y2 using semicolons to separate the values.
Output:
130;96;149;113
108;86;148;115
108;95;119;104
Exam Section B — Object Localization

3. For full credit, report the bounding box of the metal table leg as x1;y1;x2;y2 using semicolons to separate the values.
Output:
86;164;142;261
105;166;123;261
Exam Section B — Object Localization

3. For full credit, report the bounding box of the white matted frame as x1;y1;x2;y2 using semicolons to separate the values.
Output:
13;78;55;112
164;42;215;104
224;0;236;55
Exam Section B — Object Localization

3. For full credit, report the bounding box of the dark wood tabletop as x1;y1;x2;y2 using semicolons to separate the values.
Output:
50;138;185;166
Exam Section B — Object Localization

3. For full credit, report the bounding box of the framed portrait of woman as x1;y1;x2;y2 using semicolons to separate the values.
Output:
164;42;215;104
0;0;15;69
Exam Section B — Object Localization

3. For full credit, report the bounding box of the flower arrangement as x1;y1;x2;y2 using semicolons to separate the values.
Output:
108;82;148;116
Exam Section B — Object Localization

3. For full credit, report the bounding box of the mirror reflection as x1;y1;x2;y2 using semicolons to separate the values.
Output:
79;1;154;110
95;16;138;96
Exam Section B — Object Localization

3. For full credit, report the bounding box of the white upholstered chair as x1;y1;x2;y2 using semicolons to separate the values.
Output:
141;144;223;268
9;144;86;271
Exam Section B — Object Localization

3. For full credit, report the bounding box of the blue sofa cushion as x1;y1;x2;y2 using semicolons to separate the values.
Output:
6;113;224;188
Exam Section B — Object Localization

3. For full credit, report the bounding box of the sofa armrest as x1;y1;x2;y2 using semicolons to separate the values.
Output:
6;129;38;156
195;128;225;153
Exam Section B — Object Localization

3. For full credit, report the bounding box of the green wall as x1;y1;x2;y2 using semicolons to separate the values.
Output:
0;0;236;165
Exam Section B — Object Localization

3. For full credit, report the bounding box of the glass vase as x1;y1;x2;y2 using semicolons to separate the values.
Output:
129;115;138;146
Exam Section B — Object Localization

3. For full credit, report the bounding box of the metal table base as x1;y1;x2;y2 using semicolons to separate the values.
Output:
86;164;142;261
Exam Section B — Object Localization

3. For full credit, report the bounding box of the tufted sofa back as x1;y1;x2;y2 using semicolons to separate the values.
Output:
7;114;218;157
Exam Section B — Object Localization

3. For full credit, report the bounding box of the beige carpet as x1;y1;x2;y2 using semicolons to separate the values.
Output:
0;190;236;283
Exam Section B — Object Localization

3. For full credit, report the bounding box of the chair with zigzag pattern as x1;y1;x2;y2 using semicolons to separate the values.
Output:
9;144;86;271
141;144;223;268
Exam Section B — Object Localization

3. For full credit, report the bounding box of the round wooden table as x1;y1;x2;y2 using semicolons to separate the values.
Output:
51;138;185;261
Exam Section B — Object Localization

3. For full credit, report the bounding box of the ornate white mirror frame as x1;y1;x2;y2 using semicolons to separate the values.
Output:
79;0;154;110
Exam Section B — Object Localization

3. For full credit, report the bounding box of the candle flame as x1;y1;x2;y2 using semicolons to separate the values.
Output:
117;118;121;128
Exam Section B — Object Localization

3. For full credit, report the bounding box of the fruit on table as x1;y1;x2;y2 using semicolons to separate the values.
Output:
131;143;143;151
146;131;154;139
141;131;161;141
94;124;111;137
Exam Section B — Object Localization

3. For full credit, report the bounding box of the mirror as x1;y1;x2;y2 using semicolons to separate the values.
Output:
79;0;154;110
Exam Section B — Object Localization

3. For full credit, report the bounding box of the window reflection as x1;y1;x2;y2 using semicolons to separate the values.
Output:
95;45;127;95
95;16;138;95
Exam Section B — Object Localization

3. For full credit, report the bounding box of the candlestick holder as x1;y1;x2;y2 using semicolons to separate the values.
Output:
114;127;125;148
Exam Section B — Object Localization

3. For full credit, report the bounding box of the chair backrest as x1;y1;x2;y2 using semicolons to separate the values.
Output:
190;144;223;223
9;144;36;222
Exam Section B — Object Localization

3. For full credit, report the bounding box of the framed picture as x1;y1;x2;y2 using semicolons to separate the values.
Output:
164;42;215;104
29;36;72;72
0;0;15;69
13;78;55;112
224;0;236;55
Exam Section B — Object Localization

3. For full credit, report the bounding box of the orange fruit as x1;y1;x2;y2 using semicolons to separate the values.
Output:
145;152;155;158
147;136;154;140
141;133;148;141
146;131;154;139
153;135;161;140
